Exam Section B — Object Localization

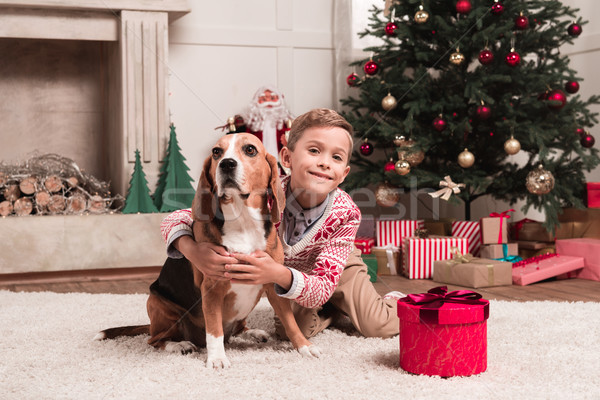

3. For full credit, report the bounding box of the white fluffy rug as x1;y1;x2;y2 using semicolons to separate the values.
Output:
1;291;599;400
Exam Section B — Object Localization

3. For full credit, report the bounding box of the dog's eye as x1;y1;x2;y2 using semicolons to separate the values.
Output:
243;145;257;157
212;148;223;159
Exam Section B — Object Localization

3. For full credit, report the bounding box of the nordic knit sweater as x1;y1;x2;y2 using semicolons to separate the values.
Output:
159;175;361;309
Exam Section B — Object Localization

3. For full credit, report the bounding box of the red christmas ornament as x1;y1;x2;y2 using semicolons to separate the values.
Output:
565;81;580;94
575;128;585;137
491;1;504;15
547;89;567;110
360;141;374;155
478;49;494;65
568;23;582;37
384;160;396;172
515;15;529;30
581;133;595;148
432;116;447;132
346;72;359;87
455;0;472;14
505;51;521;67
385;22;398;36
364;60;379;76
476;105;492;120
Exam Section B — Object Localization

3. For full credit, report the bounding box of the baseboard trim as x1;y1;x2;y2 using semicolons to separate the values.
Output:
0;266;162;285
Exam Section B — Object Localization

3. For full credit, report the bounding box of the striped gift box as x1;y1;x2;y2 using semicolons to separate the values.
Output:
451;220;482;256
376;219;424;247
402;236;469;279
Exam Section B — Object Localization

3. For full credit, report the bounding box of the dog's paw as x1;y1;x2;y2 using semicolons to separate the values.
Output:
164;340;197;355
240;328;269;343
206;354;231;369
298;344;321;358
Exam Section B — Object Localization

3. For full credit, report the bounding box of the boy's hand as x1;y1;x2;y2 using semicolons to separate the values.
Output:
174;236;237;280
226;251;292;290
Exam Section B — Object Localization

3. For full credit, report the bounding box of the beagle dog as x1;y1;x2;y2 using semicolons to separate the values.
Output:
96;133;319;368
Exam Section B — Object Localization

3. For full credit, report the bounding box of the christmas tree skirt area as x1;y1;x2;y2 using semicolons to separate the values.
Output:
0;213;169;273
2;292;598;399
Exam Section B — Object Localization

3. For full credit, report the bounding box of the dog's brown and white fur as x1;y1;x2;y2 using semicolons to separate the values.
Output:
96;133;319;368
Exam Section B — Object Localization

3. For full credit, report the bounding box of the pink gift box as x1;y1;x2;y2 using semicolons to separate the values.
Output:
397;286;489;377
451;220;482;256
354;237;375;255
556;238;600;281
376;219;424;247
512;254;584;286
402;236;468;279
588;182;600;208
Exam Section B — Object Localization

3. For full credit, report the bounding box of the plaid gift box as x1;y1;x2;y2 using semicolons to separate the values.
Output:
376;219;424;247
451;220;482;256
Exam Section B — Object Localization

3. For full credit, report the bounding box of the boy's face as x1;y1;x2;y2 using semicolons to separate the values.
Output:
280;126;351;208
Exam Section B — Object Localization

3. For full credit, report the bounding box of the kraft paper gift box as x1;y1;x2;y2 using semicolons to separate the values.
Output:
376;219;424;247
433;256;512;288
401;236;468;279
512;254;584;285
480;209;514;244
451;220;482;256
588;182;600;208
512;221;574;242
372;246;401;275
480;243;519;259
354;237;375;255
517;241;555;259
397;286;489;377
556;238;600;281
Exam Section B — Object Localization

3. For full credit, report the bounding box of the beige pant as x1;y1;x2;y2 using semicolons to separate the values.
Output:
276;247;399;339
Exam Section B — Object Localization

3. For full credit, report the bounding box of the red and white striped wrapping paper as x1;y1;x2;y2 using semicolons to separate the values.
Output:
376;219;425;247
451;220;482;256
402;236;469;279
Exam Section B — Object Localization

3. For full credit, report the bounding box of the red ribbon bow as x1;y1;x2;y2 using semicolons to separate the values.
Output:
489;209;515;244
512;218;539;240
399;286;489;324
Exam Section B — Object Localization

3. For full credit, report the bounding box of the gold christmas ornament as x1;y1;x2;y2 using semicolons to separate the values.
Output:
375;182;401;207
393;135;405;147
414;5;429;24
449;48;465;65
396;137;425;167
504;136;521;155
526;165;555;195
381;92;398;111
458;148;475;168
395;159;411;175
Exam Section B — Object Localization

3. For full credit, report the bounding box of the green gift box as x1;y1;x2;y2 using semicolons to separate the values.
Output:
362;254;378;282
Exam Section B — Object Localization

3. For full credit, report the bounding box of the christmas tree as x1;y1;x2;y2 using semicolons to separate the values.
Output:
122;150;159;214
153;124;195;212
341;0;599;230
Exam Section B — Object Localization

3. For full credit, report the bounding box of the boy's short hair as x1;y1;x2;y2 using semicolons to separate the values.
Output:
287;108;354;165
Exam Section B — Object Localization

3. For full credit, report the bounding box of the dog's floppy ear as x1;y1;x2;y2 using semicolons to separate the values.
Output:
192;156;215;221
266;153;285;224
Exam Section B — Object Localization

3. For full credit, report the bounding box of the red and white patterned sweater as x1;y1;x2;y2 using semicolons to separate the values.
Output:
160;176;361;309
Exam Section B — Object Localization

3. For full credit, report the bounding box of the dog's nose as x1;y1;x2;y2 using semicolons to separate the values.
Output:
219;158;237;172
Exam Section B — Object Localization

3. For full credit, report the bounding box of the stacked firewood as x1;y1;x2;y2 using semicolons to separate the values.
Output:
0;155;123;217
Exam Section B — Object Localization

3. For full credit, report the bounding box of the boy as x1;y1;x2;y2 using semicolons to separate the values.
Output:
161;108;401;339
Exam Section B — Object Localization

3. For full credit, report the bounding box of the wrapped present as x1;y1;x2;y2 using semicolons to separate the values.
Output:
558;208;600;239
512;220;574;242
424;218;456;236
512;253;584;286
361;254;378;283
517;240;554;250
451;220;482;256
588;183;600;208
354;237;375;255
480;209;513;244
556;238;600;281
433;252;512;288
397;286;489;377
480;243;520;261
372;246;401;275
402;236;468;279
376;219;424;247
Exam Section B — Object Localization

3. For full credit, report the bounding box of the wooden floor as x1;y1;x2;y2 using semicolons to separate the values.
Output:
1;267;599;302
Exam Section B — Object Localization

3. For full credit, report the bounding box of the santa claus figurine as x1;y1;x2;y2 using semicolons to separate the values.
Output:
230;86;294;162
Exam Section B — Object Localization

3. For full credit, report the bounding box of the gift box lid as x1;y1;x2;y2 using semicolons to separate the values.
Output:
587;182;600;190
397;286;489;325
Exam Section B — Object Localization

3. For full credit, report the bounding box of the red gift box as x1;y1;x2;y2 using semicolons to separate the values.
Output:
376;219;424;247
451;220;482;256
397;286;489;377
354;237;375;255
588;183;600;208
556;238;600;281
512;253;584;285
402;236;468;279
